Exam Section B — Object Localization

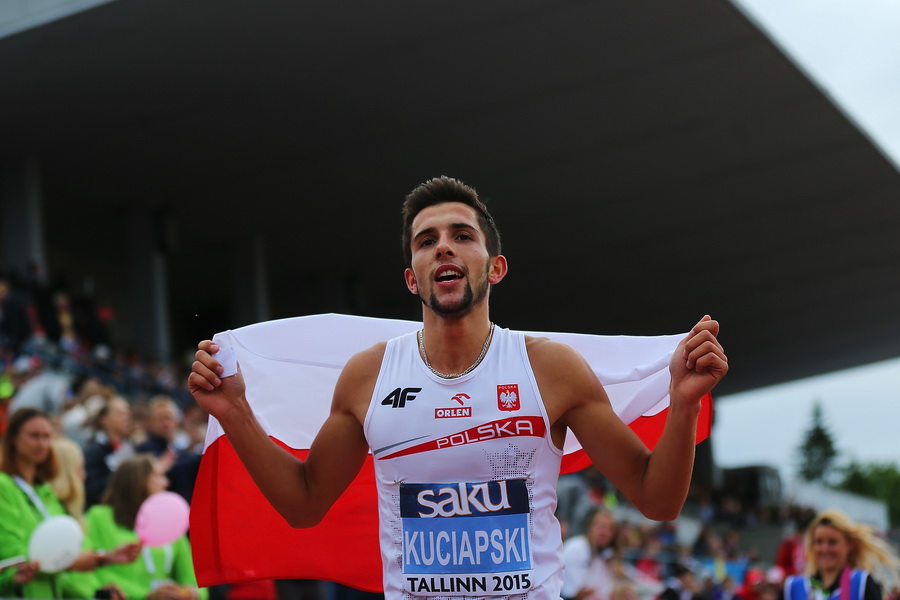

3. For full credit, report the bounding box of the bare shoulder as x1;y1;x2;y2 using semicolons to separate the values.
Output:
524;335;590;374
343;341;388;376
332;341;388;419
524;335;605;423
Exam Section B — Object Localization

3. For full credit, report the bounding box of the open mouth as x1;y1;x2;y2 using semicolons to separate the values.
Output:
435;267;464;282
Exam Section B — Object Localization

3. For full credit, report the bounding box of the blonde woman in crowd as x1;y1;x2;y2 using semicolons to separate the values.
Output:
48;437;87;529
783;509;900;600
0;408;140;599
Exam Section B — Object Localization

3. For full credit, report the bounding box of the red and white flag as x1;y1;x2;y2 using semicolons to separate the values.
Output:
190;313;711;590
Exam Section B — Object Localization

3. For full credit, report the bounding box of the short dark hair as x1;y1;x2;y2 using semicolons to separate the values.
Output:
401;176;502;267
1;407;59;482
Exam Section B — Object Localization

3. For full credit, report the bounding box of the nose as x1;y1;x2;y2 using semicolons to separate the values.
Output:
434;235;455;259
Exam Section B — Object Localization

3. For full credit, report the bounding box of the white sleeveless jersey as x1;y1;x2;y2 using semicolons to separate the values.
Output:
364;326;564;600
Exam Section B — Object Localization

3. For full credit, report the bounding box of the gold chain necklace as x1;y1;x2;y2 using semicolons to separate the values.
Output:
417;323;495;379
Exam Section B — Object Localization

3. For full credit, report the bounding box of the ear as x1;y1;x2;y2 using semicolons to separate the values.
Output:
488;255;508;285
404;268;418;294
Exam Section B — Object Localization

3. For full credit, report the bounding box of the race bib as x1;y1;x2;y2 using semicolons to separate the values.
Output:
400;479;534;596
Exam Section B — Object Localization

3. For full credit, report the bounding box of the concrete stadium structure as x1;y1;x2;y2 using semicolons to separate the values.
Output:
2;0;900;398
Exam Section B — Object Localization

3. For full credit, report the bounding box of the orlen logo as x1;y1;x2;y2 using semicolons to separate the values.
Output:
382;387;422;408
497;384;520;411
435;393;472;419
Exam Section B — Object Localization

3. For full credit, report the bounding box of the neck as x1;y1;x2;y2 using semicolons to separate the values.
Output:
819;566;845;588
419;313;494;377
15;460;36;485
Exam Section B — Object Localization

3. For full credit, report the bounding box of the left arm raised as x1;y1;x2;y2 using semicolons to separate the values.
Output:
536;316;727;521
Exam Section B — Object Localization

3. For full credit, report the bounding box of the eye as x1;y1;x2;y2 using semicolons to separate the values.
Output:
457;232;472;241
420;238;435;247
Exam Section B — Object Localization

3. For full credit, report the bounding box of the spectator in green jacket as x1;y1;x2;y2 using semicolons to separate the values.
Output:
85;454;206;600
0;407;139;599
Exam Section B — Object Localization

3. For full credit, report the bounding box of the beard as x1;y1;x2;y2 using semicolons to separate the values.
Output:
420;260;491;319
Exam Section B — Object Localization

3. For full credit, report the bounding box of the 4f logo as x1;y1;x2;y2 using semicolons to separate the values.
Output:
497;384;520;411
382;387;422;408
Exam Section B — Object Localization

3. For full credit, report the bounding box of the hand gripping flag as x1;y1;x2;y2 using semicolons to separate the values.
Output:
190;313;712;590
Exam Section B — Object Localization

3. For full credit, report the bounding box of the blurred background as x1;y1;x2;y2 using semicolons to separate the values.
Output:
1;0;899;597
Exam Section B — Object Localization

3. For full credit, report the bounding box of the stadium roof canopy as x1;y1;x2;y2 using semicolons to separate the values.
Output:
1;0;899;395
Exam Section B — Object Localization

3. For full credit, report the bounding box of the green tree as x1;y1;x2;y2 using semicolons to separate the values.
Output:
796;401;838;483
837;461;900;527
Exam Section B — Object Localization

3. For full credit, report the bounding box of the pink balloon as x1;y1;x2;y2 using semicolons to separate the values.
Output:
135;491;190;547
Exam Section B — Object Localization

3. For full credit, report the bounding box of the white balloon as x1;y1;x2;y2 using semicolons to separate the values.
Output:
28;515;83;573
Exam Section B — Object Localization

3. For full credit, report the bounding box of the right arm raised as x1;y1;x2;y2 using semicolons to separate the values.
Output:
188;340;382;527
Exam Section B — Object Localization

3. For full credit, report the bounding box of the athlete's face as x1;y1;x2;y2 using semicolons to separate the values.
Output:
405;202;506;318
811;524;852;574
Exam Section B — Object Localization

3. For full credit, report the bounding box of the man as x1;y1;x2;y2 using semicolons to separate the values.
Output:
135;395;201;503
189;176;728;599
84;395;135;507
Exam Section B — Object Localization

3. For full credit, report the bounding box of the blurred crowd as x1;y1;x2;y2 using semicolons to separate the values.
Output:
1;272;212;599
0;273;205;509
0;272;381;600
555;468;900;600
